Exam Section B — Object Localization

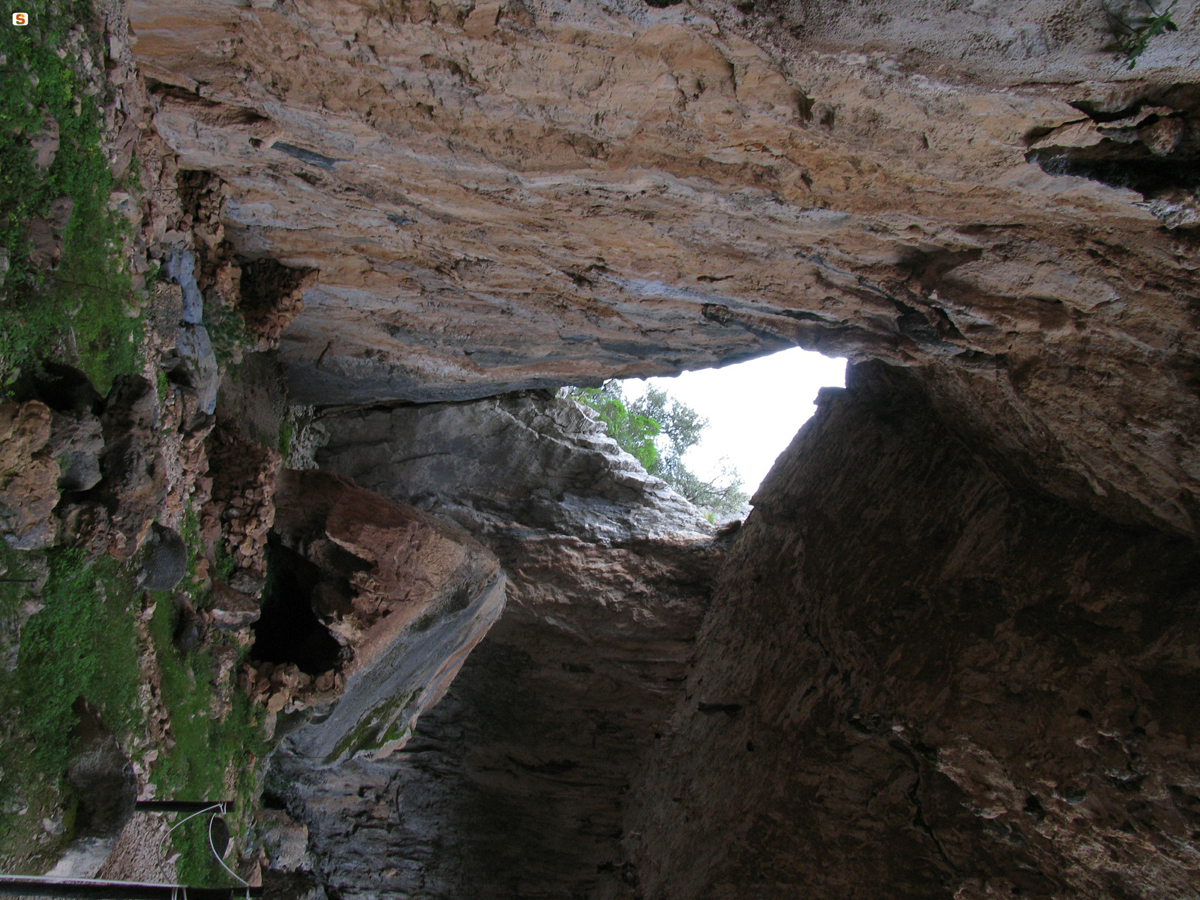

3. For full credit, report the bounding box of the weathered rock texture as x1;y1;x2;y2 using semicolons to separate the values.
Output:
268;469;504;764
315;392;710;541
270;395;719;897
629;361;1200;900
121;0;1200;896
273;367;1200;900
0;402;60;550
129;0;1200;541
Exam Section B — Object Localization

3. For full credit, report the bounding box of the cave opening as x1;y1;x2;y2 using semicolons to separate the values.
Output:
615;346;846;502
252;535;342;674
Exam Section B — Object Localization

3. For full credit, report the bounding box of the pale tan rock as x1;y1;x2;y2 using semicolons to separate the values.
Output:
128;0;1200;542
268;469;505;764
0;401;60;550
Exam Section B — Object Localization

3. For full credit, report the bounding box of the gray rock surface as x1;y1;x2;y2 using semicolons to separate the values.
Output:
167;324;219;415
280;572;506;767
316;393;710;543
139;523;187;591
257;809;312;873
163;247;204;324
118;0;1200;895
274;393;719;898
46;700;137;879
629;361;1200;900
48;409;104;493
128;0;1200;542
265;469;506;767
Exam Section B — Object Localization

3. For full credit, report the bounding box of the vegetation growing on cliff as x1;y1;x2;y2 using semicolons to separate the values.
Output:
1109;0;1180;67
568;382;748;515
0;514;268;884
0;544;142;872
0;1;146;394
145;506;268;886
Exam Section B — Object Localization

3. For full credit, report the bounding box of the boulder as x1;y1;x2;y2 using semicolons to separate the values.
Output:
139;523;188;591
163;246;204;324
165;323;219;416
48;409;104;493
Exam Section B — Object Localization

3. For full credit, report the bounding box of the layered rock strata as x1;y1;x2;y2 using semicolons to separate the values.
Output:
258;375;1200;898
116;0;1200;895
128;0;1200;541
267;469;505;764
270;394;720;897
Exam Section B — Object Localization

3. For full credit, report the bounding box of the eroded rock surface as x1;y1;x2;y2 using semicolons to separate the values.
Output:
271;394;718;898
268;469;505;764
0;401;59;551
115;0;1200;896
129;0;1200;540
629;361;1200;900
316;392;710;542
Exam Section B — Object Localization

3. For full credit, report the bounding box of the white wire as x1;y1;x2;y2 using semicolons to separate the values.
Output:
155;802;253;896
167;803;225;834
210;816;252;892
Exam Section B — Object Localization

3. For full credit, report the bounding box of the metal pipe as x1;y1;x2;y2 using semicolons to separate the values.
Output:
0;875;261;899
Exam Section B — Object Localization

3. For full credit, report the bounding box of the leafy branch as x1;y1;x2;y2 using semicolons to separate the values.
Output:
1110;0;1180;69
567;381;748;516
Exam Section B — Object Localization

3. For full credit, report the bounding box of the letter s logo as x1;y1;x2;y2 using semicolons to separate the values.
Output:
13;12;29;25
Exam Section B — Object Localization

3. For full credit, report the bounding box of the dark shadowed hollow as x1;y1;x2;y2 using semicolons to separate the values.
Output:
252;537;341;674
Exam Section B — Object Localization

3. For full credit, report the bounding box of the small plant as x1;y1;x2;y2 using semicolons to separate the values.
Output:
213;539;238;584
204;300;251;366
1110;0;1180;68
278;412;295;459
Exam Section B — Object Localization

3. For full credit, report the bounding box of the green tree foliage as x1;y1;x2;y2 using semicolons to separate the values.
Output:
568;383;662;472
568;381;749;516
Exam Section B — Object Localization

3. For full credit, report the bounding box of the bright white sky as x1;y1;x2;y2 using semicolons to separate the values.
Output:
623;348;847;495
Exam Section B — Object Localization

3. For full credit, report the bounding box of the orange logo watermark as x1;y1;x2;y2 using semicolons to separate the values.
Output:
12;12;29;25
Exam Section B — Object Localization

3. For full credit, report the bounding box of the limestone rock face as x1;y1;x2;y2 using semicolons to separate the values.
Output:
315;392;710;542
269;469;505;765
128;0;1200;540
262;378;1200;898
628;361;1200;900
121;0;1200;895
271;393;718;897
